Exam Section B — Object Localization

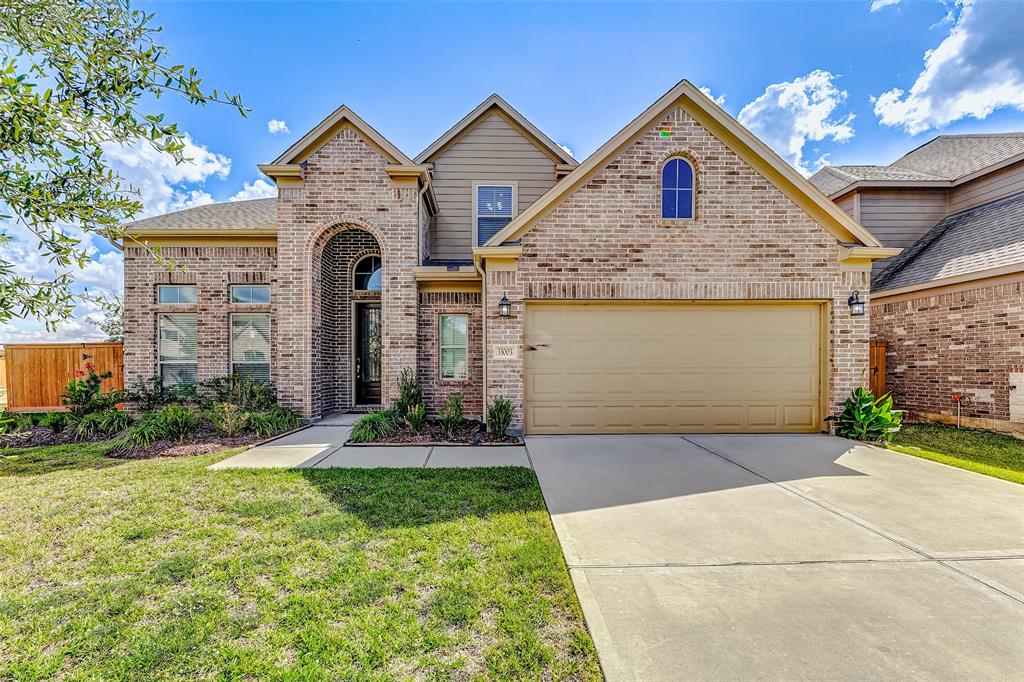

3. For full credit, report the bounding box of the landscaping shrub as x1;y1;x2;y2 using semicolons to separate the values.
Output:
151;404;199;441
350;411;395;443
71;410;134;441
98;410;134;434
206;403;248;437
110;416;165;455
60;362;123;417
439;393;464;441
200;374;276;411
41;411;70;434
246;406;300;438
487;396;513;435
0;410;33;435
392;368;423;421
125;376;172;411
404;403;427;433
826;386;902;444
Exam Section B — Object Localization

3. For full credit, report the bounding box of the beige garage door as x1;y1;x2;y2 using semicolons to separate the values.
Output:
525;303;823;434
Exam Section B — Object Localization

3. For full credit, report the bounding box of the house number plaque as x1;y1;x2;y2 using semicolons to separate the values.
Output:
492;344;519;359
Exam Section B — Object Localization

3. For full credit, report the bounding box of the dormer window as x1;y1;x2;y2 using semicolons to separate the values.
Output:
475;183;516;246
662;157;695;220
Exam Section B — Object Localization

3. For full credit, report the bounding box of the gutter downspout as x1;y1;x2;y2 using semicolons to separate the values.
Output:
474;253;488;419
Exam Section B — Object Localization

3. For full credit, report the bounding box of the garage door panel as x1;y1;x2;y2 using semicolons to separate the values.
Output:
525;303;821;434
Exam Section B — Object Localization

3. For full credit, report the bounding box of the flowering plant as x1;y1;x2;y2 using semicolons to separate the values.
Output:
61;362;123;417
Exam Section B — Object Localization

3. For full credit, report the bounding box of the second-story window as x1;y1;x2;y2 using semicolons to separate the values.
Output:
230;285;270;304
157;285;197;304
475;184;515;246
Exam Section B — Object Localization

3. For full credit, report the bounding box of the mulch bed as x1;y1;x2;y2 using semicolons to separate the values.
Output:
350;420;523;446
0;426;261;459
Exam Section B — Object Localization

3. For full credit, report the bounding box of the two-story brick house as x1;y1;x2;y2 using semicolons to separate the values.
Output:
122;80;894;433
811;134;1024;433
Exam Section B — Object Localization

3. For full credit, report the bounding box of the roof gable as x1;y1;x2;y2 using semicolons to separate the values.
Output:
272;105;414;166
482;80;882;249
415;94;577;166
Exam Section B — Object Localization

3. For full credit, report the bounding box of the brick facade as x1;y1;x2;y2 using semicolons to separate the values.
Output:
872;279;1024;427
123;245;276;388
417;291;484;419
484;107;870;430
274;128;421;418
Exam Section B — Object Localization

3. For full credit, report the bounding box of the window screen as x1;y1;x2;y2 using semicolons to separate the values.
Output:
476;185;514;245
158;314;198;385
231;313;271;382
440;314;468;380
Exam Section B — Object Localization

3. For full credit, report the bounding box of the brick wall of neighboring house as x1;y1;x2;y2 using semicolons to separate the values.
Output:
317;229;381;414
275;127;421;418
122;245;277;388
485;106;871;430
416;291;484;419
872;279;1024;426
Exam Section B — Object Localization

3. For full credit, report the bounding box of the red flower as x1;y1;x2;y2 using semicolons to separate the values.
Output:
74;370;84;378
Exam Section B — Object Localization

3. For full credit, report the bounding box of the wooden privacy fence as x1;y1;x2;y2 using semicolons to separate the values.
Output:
869;340;887;398
3;342;124;412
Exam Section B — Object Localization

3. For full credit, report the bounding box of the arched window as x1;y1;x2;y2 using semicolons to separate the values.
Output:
353;255;382;291
662;157;695;220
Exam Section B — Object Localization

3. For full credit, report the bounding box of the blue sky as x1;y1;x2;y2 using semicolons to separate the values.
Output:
3;0;1022;341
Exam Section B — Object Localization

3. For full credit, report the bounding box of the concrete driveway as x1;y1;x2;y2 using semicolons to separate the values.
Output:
528;434;1024;681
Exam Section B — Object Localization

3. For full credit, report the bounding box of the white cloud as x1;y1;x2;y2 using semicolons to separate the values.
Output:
869;0;901;12
873;0;1024;134
738;70;855;176
558;144;574;159
699;86;727;107
229;178;277;202
267;119;289;134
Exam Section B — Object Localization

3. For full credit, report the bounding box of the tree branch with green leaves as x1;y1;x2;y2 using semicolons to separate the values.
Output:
0;0;246;329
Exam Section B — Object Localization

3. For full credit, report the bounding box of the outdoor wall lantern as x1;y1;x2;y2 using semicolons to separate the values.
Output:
498;295;512;318
847;290;866;317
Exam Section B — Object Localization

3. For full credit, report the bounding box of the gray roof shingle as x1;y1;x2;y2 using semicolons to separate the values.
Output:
872;191;1024;291
125;198;276;232
809;133;1024;196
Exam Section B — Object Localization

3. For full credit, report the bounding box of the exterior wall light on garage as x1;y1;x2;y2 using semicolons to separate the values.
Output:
847;290;866;317
498;295;512;318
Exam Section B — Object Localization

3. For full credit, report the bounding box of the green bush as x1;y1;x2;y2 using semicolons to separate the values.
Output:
487;396;513;435
246;406;300;438
438;393;464;441
404;403;427;433
0;410;33;435
199;374;276;411
392;368;422;421
826;386;902;444
125;376;174;411
72;410;135;441
41;411;70;433
206;403;248;437
60;363;123;417
151;404;199;441
110;416;165;455
350;411;395;443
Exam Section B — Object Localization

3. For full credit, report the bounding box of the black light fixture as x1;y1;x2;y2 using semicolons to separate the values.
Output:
847;290;866;317
498;295;511;318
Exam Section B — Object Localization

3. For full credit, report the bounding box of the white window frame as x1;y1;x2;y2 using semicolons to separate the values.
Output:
661;157;696;221
230;312;272;382
439;313;469;381
472;181;518;247
230;284;271;304
157;313;198;385
157;284;198;304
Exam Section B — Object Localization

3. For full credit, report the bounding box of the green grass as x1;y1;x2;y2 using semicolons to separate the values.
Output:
0;442;600;680
889;423;1024;484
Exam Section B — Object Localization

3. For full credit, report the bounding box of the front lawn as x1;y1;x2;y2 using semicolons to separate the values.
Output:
889;423;1024;484
0;443;600;680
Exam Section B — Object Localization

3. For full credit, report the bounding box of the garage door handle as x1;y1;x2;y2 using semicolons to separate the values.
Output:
527;343;549;351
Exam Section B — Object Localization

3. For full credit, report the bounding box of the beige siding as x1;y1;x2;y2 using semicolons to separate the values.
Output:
428;111;558;260
858;188;949;275
949;160;1024;214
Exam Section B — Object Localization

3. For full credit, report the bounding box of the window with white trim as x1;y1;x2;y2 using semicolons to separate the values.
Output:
231;313;271;382
158;313;198;385
157;285;197;304
230;284;270;304
439;314;468;380
475;184;514;245
661;157;695;220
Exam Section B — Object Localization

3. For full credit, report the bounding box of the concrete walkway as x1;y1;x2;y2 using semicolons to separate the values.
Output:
208;419;529;470
529;434;1024;681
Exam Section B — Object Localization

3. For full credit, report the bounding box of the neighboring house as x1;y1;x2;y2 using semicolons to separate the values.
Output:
122;80;894;434
811;134;1024;433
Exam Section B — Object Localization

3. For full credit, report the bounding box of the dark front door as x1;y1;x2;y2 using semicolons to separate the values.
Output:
355;303;382;405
